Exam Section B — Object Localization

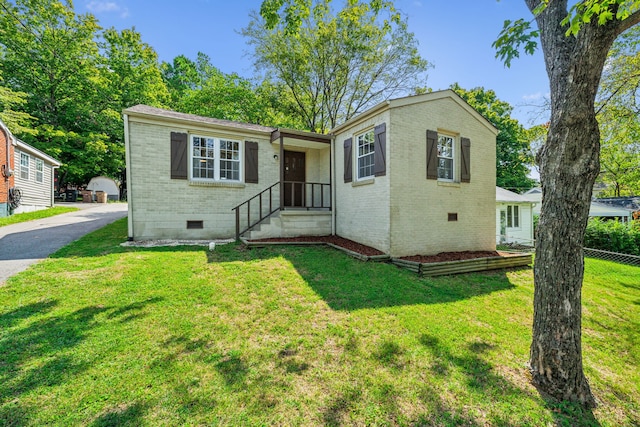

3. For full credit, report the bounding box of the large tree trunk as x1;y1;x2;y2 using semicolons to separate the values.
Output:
525;0;639;408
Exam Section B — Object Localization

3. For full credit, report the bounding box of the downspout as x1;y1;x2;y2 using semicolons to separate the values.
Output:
51;165;59;207
279;133;284;211
123;113;134;240
0;120;15;216
331;135;336;236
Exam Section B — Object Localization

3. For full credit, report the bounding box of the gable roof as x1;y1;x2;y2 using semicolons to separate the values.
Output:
124;105;276;134
16;139;61;166
330;89;499;135
496;186;534;204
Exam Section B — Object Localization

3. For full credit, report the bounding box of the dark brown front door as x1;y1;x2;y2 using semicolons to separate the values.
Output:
284;150;305;207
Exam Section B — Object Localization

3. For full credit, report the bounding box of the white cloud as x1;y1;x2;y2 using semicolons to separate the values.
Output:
522;92;545;102
86;1;129;18
413;1;423;6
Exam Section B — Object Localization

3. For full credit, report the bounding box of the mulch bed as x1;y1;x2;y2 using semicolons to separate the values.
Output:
247;235;385;256
247;237;519;263
400;251;517;263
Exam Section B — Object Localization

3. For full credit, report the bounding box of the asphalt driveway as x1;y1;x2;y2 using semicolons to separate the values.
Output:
0;203;128;284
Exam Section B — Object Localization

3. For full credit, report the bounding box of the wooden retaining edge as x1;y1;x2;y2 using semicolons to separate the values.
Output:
325;243;390;262
392;253;532;276
241;239;391;262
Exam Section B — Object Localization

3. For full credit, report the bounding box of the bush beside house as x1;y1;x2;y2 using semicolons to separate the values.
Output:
583;218;640;255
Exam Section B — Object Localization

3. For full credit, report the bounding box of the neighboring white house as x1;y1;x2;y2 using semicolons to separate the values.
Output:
124;90;498;257
496;186;535;244
13;139;60;213
522;187;634;222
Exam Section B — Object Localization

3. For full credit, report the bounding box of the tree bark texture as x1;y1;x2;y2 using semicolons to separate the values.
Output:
525;0;640;408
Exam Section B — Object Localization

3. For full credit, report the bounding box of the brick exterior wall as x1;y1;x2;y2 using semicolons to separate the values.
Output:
388;97;497;257
333;92;497;257
0;126;15;216
127;119;283;240
334;110;392;253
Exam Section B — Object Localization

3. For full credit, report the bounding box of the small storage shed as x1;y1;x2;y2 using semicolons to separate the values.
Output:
86;176;120;201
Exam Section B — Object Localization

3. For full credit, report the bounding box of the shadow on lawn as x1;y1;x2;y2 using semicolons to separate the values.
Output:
415;335;602;427
90;402;147;427
207;243;518;311
0;297;163;425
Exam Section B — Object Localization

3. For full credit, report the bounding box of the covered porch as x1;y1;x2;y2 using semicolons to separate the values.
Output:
271;128;332;210
233;128;333;240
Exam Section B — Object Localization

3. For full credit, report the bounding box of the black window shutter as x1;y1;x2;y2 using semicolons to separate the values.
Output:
373;123;386;177
426;130;438;180
171;132;188;180
461;137;471;183
344;138;352;183
245;141;259;183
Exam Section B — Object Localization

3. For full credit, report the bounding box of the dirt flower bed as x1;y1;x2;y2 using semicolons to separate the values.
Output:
400;251;508;263
248;235;385;256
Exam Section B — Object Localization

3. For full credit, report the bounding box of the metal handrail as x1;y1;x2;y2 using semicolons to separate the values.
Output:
232;182;280;240
232;181;332;240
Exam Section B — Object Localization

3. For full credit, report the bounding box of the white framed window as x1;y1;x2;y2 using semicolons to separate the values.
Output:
437;135;454;180
20;153;29;180
356;129;375;180
190;135;241;182
35;158;44;183
507;205;520;228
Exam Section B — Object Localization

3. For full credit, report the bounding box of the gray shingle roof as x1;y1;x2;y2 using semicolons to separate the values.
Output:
124;105;275;134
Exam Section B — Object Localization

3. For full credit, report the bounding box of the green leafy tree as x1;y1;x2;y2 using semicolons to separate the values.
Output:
0;72;33;134
163;53;304;128
596;26;640;196
0;0;101;131
100;28;170;111
92;27;170;164
450;84;536;192
247;0;429;133
0;1;170;187
494;0;640;407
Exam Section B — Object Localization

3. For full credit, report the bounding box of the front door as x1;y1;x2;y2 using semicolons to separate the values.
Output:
284;150;305;207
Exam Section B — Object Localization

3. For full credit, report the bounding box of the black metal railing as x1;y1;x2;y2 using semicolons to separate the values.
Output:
281;181;331;210
232;182;280;240
232;181;331;240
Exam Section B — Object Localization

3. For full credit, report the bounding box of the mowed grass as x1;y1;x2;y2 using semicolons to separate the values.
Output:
0;219;638;426
0;206;78;227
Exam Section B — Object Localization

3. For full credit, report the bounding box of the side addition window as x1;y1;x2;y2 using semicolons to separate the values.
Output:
437;135;454;180
356;129;375;180
20;153;29;180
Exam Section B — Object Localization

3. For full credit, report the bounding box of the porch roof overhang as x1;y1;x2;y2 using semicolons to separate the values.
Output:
271;128;332;150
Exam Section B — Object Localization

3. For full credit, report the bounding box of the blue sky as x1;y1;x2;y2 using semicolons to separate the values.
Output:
77;0;550;125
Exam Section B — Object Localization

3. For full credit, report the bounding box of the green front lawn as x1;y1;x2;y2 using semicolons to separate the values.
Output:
0;206;78;227
1;218;638;426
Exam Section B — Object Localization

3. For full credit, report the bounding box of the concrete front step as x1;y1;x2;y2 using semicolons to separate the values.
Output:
244;210;332;239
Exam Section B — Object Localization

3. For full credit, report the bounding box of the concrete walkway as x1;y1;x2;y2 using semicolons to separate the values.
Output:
0;203;128;284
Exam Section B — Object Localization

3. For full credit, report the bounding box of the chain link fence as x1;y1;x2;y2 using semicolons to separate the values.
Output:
496;235;640;267
583;247;640;266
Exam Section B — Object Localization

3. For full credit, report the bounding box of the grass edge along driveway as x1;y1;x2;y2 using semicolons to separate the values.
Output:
0;206;78;227
0;218;637;426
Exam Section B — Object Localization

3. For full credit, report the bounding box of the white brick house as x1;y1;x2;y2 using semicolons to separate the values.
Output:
124;89;497;257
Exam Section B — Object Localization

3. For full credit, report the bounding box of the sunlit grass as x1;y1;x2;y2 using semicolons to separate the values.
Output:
0;218;637;426
0;206;78;227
